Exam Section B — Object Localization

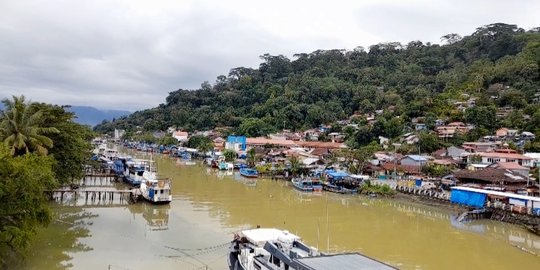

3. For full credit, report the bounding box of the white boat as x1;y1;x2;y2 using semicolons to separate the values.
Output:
138;159;172;204
228;228;397;270
139;175;172;204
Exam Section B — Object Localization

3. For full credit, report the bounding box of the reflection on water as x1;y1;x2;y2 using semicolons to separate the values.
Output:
140;204;170;231
21;206;95;270
22;156;540;270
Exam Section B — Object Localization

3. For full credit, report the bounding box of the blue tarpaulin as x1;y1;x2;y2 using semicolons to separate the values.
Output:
450;190;487;208
326;171;349;181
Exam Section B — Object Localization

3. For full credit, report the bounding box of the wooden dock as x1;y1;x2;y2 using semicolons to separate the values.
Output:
47;188;141;205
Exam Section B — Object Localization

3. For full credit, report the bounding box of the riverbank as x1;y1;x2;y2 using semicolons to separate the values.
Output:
21;156;540;270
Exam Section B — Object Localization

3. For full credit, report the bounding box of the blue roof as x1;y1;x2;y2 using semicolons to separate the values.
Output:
407;155;427;161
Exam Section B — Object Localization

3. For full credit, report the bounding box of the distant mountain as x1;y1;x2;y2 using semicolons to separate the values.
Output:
68;106;131;126
0;102;129;126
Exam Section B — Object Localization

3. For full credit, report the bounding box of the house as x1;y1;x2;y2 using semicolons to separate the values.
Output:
453;168;528;191
226;136;247;151
488;162;530;178
381;162;423;176
401;134;419;145
172;131;189;142
415;123;427;131
472;152;533;167
301;157;324;168
114;129;125;140
432;146;468;163
246;137;297;149
496;128;509;138
521;131;535;140
213;137;225;151
378;136;390;148
400;155;428;167
524;152;540;166
309;148;330;158
328;132;345;143
304;129;320;141
296;141;346;150
462;142;500;153
435;119;446;126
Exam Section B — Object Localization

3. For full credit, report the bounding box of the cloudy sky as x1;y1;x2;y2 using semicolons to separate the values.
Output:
0;0;538;111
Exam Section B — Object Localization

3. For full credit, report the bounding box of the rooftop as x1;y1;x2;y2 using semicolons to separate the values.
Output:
294;253;397;270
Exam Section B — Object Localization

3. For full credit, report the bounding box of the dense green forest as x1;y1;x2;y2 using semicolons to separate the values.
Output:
95;23;540;143
0;96;93;268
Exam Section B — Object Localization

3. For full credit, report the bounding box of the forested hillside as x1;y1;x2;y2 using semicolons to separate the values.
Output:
95;23;540;140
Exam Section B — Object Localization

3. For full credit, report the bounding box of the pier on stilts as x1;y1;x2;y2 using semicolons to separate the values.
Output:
46;188;142;206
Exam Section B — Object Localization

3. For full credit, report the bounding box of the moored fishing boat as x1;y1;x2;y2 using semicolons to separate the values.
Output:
228;227;397;270
239;168;258;178
139;177;172;204
323;182;358;194
292;177;323;192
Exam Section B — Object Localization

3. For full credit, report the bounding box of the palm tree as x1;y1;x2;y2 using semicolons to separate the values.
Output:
197;141;214;158
0;95;58;156
288;156;302;177
246;147;257;167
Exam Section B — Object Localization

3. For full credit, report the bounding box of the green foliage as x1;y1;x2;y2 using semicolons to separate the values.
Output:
32;103;94;185
223;149;236;162
186;135;212;149
94;23;540;145
0;146;56;267
246;148;257;167
0;96;59;156
360;181;395;196
238;118;274;137
158;135;178;146
418;132;441;153
464;106;497;131
422;164;453;177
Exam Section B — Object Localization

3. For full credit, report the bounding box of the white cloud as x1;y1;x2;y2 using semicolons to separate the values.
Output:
0;0;538;110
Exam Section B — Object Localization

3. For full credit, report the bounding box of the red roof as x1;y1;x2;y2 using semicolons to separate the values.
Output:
246;137;298;147
296;141;345;149
381;162;422;174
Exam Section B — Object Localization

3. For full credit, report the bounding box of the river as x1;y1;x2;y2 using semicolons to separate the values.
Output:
21;153;540;270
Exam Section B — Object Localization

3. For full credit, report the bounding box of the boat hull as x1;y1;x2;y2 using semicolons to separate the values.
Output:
323;183;358;194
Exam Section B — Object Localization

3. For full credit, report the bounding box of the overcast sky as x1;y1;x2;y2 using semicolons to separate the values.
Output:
0;0;538;111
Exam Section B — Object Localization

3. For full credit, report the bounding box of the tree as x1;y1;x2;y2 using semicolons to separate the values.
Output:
464;106;497;131
159;135;178;146
32;103;94;185
0;96;59;156
223;149;236;162
197;140;214;157
238;118;273;137
246;148;257;167
288;156;302;176
418;132;441;153
0;145;56;267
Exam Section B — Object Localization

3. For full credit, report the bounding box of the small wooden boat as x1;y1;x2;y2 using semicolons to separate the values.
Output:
292;177;323;192
239;168;258;178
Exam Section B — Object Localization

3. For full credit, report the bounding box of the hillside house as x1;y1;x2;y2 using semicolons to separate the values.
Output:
172;131;189;142
471;152;533;167
488;162;530;178
226;136;247;151
462;142;501;153
400;155;428;167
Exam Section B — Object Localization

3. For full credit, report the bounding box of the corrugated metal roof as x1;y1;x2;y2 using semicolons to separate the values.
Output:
294;253;397;270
